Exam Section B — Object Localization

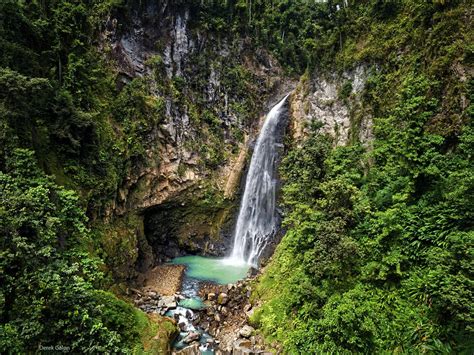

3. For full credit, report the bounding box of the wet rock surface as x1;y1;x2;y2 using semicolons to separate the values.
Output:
132;266;274;354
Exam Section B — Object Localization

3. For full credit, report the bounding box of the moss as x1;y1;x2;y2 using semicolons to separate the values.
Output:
144;182;238;258
95;214;145;281
133;311;178;354
176;188;234;243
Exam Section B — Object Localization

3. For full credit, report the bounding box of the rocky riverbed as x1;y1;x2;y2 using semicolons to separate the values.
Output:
195;278;273;354
131;265;274;354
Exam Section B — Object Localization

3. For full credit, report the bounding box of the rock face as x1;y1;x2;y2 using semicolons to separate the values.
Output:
290;65;372;147
96;1;291;277
102;1;286;213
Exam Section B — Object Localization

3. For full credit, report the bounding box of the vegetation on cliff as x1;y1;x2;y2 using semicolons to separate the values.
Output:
0;0;472;353
0;0;275;351
252;1;473;353
0;149;174;352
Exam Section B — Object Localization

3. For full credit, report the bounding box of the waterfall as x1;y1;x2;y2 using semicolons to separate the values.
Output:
227;94;289;266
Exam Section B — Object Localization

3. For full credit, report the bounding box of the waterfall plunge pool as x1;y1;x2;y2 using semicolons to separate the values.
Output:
165;94;289;353
170;255;250;285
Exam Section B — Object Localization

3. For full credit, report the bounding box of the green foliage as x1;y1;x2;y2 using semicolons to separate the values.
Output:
193;0;342;73
0;149;149;352
254;1;473;348
113;78;165;158
193;0;471;76
0;0;129;212
339;80;353;100
1;0;472;353
256;91;473;351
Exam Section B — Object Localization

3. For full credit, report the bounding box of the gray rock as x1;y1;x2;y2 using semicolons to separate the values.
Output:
160;295;177;309
174;342;200;355
183;331;200;344
245;307;255;319
247;267;258;278
239;325;255;338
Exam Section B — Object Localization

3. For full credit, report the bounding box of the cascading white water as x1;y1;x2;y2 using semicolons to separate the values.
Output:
227;95;289;266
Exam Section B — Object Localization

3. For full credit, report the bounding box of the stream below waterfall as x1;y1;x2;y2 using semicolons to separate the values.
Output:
167;256;249;353
164;95;288;353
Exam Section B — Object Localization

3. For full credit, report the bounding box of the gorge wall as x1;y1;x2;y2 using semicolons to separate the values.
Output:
2;1;471;353
96;1;294;281
290;66;372;147
99;0;375;280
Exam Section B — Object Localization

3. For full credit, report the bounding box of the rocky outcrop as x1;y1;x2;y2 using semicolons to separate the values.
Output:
290;65;372;146
142;264;185;296
96;1;292;278
131;288;180;315
101;1;286;216
239;325;255;338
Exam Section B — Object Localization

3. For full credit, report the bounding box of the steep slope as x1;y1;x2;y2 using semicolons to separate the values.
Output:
1;0;472;353
252;1;473;353
0;0;289;352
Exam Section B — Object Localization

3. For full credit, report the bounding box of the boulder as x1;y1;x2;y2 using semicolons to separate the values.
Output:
134;299;144;306
173;342;200;355
207;292;216;301
179;322;187;332
245;307;255;319
239;325;255;338
183;332;200;344
160;295;177;309
247;267;258;278
221;306;229;316
233;339;254;355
